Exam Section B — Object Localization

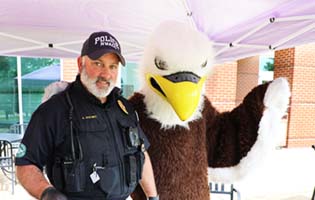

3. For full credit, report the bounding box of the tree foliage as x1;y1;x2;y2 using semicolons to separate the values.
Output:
0;56;17;80
21;57;60;75
263;58;274;71
0;56;60;80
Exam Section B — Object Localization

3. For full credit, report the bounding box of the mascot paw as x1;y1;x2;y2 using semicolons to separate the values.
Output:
263;77;290;115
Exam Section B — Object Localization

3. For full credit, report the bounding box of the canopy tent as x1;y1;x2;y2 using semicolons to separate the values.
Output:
0;0;315;64
15;64;61;90
21;64;60;81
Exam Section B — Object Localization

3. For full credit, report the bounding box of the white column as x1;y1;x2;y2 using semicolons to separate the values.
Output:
16;56;24;134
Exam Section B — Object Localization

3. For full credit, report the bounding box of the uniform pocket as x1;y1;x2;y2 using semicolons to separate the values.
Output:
97;165;121;197
63;160;86;192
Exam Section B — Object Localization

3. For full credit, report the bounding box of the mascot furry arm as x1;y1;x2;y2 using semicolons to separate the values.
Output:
130;21;290;200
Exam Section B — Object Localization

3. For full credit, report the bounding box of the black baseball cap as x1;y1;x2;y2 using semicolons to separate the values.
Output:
81;31;126;66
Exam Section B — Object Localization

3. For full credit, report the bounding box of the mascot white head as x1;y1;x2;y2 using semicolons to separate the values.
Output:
137;21;214;129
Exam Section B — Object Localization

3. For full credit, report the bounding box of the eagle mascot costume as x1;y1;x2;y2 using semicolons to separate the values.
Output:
130;21;290;200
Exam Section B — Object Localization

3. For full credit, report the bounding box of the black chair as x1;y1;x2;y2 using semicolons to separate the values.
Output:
9;123;28;134
0;140;15;194
9;123;27;150
210;182;241;200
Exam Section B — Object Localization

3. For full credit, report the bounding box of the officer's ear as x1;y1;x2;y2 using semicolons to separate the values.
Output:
77;56;84;72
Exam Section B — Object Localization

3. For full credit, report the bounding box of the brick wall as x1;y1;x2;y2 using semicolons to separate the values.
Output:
274;49;294;147
274;48;295;84
236;56;259;105
274;48;295;68
295;44;315;67
62;58;78;82
205;62;237;112
274;44;315;147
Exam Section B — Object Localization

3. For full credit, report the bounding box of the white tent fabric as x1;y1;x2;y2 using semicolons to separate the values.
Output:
0;0;315;64
21;64;60;80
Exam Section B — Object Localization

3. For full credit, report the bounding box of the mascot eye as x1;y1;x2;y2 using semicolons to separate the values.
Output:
201;60;207;68
154;57;168;70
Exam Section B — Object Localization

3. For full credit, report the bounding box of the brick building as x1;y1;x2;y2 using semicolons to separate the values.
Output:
62;43;315;148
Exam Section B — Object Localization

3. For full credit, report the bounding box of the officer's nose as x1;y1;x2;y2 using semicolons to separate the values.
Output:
99;66;112;80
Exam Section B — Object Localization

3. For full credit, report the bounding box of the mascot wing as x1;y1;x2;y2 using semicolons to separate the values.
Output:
207;77;290;182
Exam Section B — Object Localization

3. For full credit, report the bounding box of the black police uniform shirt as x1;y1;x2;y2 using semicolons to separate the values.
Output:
15;75;150;198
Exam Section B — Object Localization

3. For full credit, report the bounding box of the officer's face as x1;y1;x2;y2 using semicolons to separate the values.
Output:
78;53;120;99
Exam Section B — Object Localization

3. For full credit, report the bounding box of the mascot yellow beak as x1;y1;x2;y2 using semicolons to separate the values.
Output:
146;72;206;121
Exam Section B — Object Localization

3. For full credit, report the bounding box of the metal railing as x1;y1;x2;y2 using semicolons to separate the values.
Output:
0;140;15;194
209;182;241;200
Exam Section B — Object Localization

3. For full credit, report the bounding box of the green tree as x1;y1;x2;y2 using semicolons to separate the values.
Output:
0;56;17;80
21;57;60;75
0;56;60;79
263;58;274;71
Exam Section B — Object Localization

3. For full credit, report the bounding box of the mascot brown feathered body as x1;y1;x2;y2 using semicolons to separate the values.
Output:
130;21;290;200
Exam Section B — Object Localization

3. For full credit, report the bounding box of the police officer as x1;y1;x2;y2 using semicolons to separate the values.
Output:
15;31;159;200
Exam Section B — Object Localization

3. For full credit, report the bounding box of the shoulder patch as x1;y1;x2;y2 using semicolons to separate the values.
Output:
117;99;129;115
16;143;27;158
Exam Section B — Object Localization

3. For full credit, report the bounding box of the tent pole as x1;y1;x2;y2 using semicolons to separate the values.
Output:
0;45;46;55
0;32;45;45
277;15;315;22
53;46;80;54
214;42;267;49
181;0;197;30
119;41;143;49
215;20;271;57
0;32;81;55
272;22;315;49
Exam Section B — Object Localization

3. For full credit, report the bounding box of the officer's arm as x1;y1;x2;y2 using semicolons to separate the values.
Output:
16;165;67;200
139;152;159;199
16;165;52;199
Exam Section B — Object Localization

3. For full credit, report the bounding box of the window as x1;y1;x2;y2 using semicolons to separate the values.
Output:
259;52;274;84
120;62;140;98
21;57;60;123
0;56;18;133
0;56;60;133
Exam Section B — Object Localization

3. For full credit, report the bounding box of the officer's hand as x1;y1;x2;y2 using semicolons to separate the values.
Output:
40;187;68;200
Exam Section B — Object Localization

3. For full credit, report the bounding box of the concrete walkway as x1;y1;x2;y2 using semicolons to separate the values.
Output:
1;147;314;200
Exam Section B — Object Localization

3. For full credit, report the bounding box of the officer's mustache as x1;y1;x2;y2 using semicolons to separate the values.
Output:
96;77;113;86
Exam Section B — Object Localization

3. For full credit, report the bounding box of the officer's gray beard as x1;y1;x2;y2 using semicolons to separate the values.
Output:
80;66;116;99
